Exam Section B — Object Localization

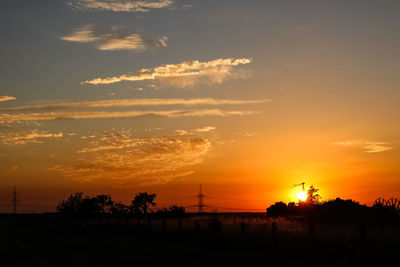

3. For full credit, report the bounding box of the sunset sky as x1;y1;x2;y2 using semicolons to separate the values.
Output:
1;0;400;212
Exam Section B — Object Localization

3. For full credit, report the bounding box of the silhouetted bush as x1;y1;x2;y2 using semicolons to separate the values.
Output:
57;192;104;216
266;202;289;217
57;192;158;217
266;197;399;222
157;205;185;217
130;192;157;214
110;202;129;216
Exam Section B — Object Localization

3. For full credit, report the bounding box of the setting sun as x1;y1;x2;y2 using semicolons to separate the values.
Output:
296;191;307;202
0;1;399;265
0;0;399;213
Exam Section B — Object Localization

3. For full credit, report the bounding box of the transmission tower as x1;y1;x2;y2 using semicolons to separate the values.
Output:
12;186;18;214
196;184;205;213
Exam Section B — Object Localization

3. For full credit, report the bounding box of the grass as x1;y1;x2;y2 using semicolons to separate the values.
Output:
0;213;399;266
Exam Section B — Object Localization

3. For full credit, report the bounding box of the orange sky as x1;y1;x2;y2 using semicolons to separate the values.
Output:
1;0;400;213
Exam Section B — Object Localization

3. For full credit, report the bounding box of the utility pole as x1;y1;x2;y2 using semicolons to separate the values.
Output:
12;186;18;214
196;184;205;213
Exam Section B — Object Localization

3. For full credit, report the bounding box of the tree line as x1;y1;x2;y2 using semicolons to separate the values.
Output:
57;192;185;217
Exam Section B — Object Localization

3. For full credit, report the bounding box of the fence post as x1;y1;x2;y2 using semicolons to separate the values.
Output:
147;219;152;232
240;222;246;235
211;218;222;234
309;222;314;248
271;222;278;248
162;219;166;233
178;219;182;233
360;222;366;247
195;220;200;232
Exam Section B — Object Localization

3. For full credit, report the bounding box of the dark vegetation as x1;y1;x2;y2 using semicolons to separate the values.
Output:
1;188;399;266
57;192;185;217
266;186;399;222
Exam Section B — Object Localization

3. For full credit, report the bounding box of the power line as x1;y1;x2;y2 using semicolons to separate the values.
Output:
206;206;265;211
207;196;259;202
19;197;60;201
19;204;55;209
158;196;196;201
1;186;265;213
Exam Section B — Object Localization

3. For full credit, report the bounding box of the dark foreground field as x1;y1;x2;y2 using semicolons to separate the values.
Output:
1;213;399;267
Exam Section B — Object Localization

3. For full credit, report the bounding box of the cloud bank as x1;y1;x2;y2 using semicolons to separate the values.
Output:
83;58;252;87
0;96;16;102
67;0;173;12
62;25;167;51
51;131;210;184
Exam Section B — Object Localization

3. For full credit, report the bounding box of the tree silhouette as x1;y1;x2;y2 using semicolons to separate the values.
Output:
111;202;129;215
57;193;114;216
266;202;288;216
131;192;157;214
306;185;321;204
57;192;84;214
96;194;114;213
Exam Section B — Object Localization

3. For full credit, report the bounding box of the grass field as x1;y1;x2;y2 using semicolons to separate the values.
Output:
1;213;399;266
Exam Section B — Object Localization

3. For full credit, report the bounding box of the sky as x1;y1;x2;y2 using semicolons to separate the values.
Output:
1;0;400;213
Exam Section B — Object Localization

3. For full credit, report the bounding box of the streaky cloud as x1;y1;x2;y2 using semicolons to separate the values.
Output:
67;0;173;12
61;25;101;43
332;140;393;153
364;142;393;153
83;58;252;87
62;25;167;51
175;126;216;136
0;109;260;123
0;98;269;112
0;129;63;145
0;96;16;102
193;126;216;133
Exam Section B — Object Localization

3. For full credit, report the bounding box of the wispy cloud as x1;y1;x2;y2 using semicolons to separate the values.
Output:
363;142;393;153
62;25;100;43
0;129;63;145
332;140;393;153
176;126;216;136
83;58;252;87
0;98;269;112
193;126;216;133
0;109;260;123
234;131;260;137
0;96;16;102
62;25;167;51
67;0;173;13
50;130;210;184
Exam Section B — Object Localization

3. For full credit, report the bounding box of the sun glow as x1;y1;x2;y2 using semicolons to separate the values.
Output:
296;191;307;202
